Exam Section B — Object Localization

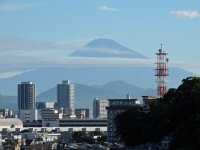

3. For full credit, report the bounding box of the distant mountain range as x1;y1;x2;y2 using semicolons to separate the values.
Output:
69;38;148;58
0;38;195;95
0;38;196;114
37;80;156;108
0;95;17;114
0;67;194;96
0;80;156;114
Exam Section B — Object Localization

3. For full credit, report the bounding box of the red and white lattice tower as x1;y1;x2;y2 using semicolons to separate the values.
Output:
155;43;169;97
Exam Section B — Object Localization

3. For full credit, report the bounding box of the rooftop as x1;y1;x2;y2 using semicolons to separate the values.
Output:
21;81;33;84
0;118;23;126
108;99;140;101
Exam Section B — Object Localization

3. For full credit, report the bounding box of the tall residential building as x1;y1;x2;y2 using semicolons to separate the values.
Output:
93;98;107;119
18;81;37;122
57;80;74;115
106;97;141;143
18;81;36;110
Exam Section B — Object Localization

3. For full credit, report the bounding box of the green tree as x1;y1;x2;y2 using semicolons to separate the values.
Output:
115;77;200;149
72;131;107;144
115;107;148;146
72;131;87;143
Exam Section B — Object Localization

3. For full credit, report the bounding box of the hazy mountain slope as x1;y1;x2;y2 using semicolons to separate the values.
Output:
37;83;121;108
0;67;195;96
69;38;148;58
1;75;194;114
99;80;156;98
0;38;195;95
0;38;196;114
37;81;156;108
0;95;17;114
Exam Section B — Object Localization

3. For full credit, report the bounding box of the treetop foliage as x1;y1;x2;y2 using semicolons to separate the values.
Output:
115;77;200;149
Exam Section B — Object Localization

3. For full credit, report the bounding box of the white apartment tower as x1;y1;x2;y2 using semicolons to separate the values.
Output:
93;98;107;119
57;80;75;115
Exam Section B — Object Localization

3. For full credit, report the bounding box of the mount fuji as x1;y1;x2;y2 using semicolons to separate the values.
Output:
69;38;148;58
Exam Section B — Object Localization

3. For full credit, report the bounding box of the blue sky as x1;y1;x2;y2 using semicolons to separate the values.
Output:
0;0;200;77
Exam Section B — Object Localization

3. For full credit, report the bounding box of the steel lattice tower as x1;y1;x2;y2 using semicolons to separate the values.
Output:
155;43;169;97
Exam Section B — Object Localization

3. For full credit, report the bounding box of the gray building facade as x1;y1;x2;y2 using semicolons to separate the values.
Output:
18;81;36;111
106;98;141;143
93;98;107;119
18;81;37;122
75;108;92;118
57;80;74;115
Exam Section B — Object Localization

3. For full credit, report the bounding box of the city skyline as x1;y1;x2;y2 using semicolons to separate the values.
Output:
0;0;200;77
0;1;199;146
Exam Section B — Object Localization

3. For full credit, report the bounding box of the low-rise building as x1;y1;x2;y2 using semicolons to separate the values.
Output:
143;96;158;106
1;126;108;149
0;109;16;118
59;118;107;127
36;102;56;119
106;97;141;143
42;108;63;127
0;118;23;131
75;108;92;119
19;109;38;122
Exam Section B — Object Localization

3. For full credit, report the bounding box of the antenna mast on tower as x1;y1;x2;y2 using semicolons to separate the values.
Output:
155;43;169;97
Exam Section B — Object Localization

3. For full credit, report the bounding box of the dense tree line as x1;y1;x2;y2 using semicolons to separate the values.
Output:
115;77;200;149
72;131;107;144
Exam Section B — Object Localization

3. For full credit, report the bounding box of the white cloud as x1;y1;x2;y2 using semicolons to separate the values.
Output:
0;54;198;71
170;10;200;19
0;38;79;51
0;70;32;79
1;55;200;78
0;56;154;71
0;3;34;12
169;60;200;75
0;38;133;56
98;6;117;12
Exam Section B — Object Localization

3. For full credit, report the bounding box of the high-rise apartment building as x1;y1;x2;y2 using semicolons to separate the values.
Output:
93;98;107;119
18;81;37;122
18;81;36;110
57;80;74;115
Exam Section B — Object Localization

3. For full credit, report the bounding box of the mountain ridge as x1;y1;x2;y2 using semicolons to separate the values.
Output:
69;38;148;58
0;67;195;95
0;80;157;114
37;80;157;108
